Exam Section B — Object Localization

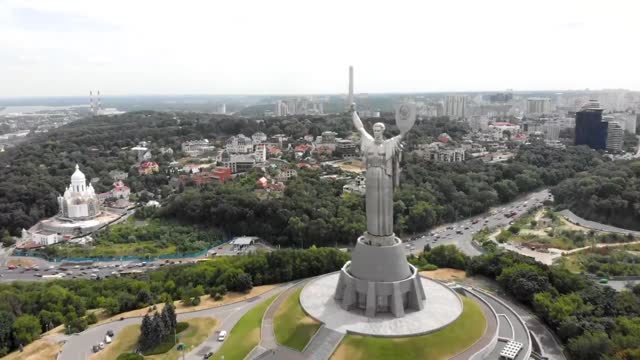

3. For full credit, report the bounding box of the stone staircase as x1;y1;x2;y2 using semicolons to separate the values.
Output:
302;326;345;360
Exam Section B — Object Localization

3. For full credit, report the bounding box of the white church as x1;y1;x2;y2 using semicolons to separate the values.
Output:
20;164;124;248
58;165;101;219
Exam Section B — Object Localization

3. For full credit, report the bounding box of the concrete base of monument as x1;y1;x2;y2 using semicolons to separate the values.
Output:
300;272;463;337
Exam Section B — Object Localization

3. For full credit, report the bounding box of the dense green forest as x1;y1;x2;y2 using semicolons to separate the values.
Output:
467;250;640;360
158;144;603;247
0;247;348;355
0;110;366;236
0;109;604;242
552;160;640;230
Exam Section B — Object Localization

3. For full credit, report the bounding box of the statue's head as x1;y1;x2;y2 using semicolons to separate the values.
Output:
373;122;385;142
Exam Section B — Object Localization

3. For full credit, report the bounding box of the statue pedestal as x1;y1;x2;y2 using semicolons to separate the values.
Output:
334;236;426;317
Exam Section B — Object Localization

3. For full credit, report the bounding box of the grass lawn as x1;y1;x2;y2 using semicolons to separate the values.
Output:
274;288;321;351
331;297;486;360
212;294;279;360
1;338;62;360
89;318;215;360
146;318;216;360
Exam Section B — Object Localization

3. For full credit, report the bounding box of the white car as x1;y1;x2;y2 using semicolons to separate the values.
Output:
218;330;227;341
99;342;105;349
105;335;112;344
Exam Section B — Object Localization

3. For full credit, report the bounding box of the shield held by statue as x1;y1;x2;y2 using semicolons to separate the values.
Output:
395;102;417;133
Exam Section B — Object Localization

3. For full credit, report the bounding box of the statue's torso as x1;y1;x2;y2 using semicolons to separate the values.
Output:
365;142;387;168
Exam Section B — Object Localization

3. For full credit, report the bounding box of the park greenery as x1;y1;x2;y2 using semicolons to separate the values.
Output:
553;159;640;230
0;247;348;355
467;250;640;360
32;219;223;259
561;245;640;277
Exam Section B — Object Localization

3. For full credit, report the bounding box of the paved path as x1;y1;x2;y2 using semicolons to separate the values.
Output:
558;209;640;236
449;290;498;360
302;326;344;360
57;285;286;360
464;276;566;360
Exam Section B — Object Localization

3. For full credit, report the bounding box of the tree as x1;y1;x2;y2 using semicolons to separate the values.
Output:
497;263;550;304
161;303;176;339
12;315;41;346
1;230;14;248
181;286;205;307
566;331;612;360
139;314;154;351
424;245;469;270
0;311;15;356
65;317;87;334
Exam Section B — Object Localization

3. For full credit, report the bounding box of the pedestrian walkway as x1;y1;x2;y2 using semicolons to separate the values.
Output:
302;325;344;360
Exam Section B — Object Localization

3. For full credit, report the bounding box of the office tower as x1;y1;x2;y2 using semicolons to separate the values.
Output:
444;95;466;119
606;121;624;152
527;98;551;114
575;100;607;150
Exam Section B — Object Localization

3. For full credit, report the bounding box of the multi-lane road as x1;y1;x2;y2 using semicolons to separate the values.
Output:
0;259;192;283
405;188;552;256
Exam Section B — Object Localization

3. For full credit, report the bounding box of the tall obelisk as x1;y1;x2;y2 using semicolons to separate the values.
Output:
348;65;354;109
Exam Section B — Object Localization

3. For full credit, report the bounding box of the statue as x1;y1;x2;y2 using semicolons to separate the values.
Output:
351;103;415;244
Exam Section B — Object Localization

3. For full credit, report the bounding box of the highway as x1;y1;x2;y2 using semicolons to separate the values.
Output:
405;188;552;256
0;259;195;283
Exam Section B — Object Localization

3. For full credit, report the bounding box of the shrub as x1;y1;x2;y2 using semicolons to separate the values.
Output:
85;312;98;325
508;225;521;234
117;354;144;360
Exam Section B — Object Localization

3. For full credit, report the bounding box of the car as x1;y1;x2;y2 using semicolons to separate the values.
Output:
74;265;80;269
106;329;115;337
456;230;463;235
99;342;105;349
90;274;98;279
92;345;101;353
105;335;112;344
7;265;16;270
204;352;214;359
218;330;227;341
48;265;55;270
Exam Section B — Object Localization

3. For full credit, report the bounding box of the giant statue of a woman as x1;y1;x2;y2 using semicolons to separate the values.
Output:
352;106;407;244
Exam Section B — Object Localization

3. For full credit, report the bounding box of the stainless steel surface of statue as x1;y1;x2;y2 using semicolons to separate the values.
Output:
351;104;413;241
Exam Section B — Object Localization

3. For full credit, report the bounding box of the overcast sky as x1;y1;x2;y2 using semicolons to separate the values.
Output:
1;0;639;97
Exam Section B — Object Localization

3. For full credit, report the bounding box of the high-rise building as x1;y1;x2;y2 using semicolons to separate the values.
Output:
527;98;552;114
606;121;624;152
575;100;608;150
444;95;466;119
542;123;560;141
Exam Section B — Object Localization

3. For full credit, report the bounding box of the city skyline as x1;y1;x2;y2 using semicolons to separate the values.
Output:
1;0;639;97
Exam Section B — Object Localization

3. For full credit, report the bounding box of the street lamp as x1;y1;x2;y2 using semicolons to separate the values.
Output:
177;343;186;360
